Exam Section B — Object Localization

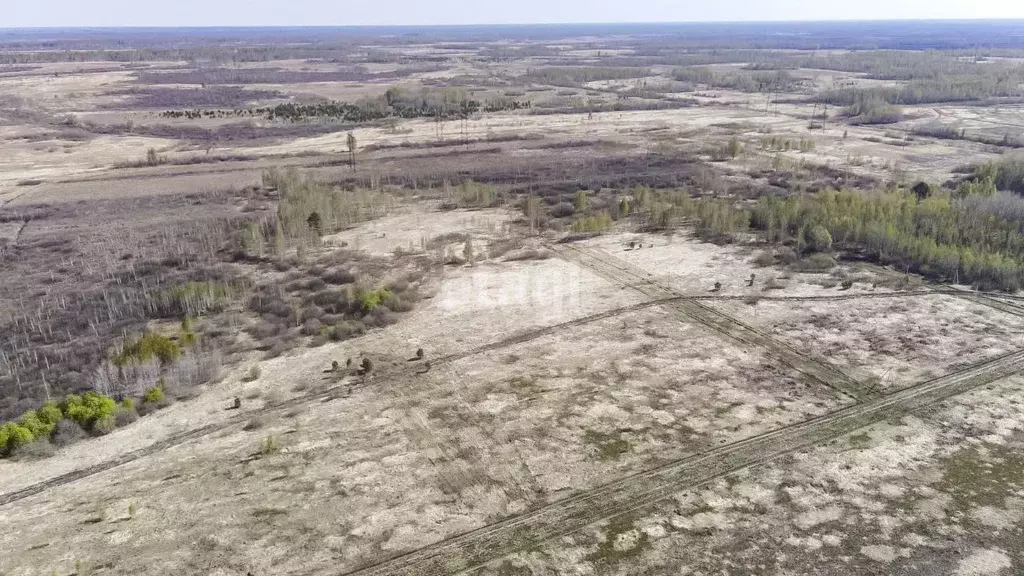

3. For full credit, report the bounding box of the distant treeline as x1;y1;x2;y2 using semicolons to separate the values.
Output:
672;67;800;93
160;87;530;122
522;66;652;86
820;76;1024;107
134;65;440;85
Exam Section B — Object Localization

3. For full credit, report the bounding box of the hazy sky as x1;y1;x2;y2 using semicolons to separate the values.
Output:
7;0;1024;27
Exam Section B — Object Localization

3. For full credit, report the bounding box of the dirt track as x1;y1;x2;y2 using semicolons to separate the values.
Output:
338;347;1024;576
553;243;873;400
3;257;1014;509
0;295;678;508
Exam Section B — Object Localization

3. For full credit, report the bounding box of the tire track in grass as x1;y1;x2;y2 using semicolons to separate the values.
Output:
339;347;1024;576
0;296;676;508
553;242;871;401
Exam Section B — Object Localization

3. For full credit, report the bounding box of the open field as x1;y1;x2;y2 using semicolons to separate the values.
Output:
3;22;1024;576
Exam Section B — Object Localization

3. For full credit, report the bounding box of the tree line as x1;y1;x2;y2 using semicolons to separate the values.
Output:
621;163;1024;291
161;88;530;123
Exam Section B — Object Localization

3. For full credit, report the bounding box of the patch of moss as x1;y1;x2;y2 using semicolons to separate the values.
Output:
937;443;1024;510
714;401;745;417
495;560;533;576
584;430;630;462
584;515;651;568
847;432;872;450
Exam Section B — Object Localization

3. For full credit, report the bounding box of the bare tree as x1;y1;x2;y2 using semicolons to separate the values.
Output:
347;132;357;171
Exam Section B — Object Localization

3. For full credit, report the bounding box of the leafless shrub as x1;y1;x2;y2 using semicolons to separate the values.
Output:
114;406;140;427
51;419;88;448
776;247;799;265
790;253;837;272
243;417;267;431
753;251;775;267
426;232;470;250
10;440;55;461
301;318;323;336
320;267;356;285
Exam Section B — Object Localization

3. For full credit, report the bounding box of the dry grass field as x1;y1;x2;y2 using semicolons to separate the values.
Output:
2;22;1024;576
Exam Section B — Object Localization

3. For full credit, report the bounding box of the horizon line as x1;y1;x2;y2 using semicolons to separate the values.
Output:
3;18;1024;31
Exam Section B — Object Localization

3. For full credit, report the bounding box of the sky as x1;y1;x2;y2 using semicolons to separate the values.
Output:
6;0;1024;27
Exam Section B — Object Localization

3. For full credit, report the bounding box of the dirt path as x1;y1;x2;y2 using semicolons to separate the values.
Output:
6;283;928;508
338;347;1024;576
553;243;873;401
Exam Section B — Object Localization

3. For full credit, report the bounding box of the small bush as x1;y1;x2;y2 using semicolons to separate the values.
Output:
10;440;55;461
356;288;393;313
550;202;576;218
143;385;165;404
242;365;261;382
791;253;837;272
38;402;63;428
258;434;280;456
776;247;798;265
243;417;266;431
114;407;139;427
62;392;117;429
805;225;833;253
360;358;373;374
0;422;35;456
381;292;414;312
841;279;854;290
362;309;397;327
330;320;365;341
753;251;775;267
93;414;117;435
19;410;55;438
321;268;356;285
114;332;181;367
51;419;88;447
301;318;323;336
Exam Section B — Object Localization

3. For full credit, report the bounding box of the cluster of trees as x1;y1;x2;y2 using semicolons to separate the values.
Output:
751;187;1024;290
627;187;750;242
524;66;651;86
154;281;235;318
837;92;904;125
570;212;614;234
760;136;816;153
161;88;530;123
672;67;798;93
262;168;395;250
94;321;212;399
821;73;1024;109
610;173;1024;291
448;180;500;209
0;387;166;458
781;50;1011;80
974;158;1024;195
